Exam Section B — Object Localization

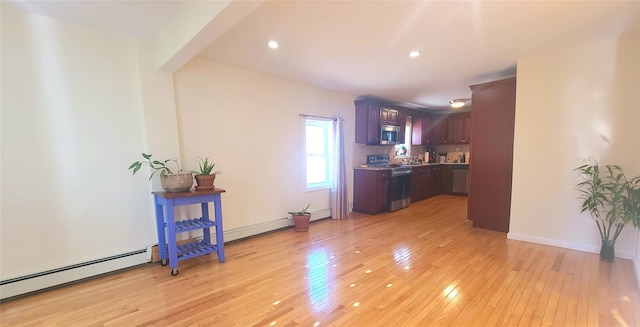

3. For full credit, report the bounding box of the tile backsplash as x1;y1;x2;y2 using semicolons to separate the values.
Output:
353;143;394;166
353;143;471;167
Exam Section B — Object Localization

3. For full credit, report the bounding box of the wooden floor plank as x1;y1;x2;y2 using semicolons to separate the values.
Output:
1;196;638;326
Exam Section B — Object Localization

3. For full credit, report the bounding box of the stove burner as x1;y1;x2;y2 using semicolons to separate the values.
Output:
366;154;411;176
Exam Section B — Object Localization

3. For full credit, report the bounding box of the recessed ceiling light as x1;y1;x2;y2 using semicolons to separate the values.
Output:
268;40;279;49
409;50;421;58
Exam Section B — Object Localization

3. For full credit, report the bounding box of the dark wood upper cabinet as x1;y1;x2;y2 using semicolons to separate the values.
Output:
412;113;431;146
355;100;381;144
355;100;406;144
397;109;406;144
356;101;470;146
462;112;471;143
430;114;449;144
468;78;516;233
447;112;471;144
380;107;400;126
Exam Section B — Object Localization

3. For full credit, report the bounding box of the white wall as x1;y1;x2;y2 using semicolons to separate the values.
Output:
0;7;156;279
174;59;355;231
509;34;640;259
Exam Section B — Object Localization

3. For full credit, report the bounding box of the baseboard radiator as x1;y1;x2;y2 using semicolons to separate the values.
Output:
0;209;332;300
0;250;149;300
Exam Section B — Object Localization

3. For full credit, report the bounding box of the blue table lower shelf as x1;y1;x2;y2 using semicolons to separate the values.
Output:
153;188;226;276
177;241;221;261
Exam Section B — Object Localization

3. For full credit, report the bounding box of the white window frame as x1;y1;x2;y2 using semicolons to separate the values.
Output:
304;118;333;191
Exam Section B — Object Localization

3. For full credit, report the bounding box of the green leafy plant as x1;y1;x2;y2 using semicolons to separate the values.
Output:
128;153;182;180
575;162;640;246
191;156;221;176
288;204;311;215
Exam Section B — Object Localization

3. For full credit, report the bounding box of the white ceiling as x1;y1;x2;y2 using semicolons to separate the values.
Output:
5;0;640;110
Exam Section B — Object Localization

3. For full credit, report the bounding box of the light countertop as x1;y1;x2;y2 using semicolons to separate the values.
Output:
355;162;469;170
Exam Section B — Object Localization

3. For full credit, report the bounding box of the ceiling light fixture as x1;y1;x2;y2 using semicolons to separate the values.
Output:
449;99;467;108
409;50;421;58
268;40;279;49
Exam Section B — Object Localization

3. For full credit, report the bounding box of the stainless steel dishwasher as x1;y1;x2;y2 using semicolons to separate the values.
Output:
452;166;469;194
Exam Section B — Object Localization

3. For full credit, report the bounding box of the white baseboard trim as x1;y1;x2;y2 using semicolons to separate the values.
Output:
213;208;332;242
1;209;334;300
224;217;291;242
0;251;148;300
310;208;331;221
507;233;635;260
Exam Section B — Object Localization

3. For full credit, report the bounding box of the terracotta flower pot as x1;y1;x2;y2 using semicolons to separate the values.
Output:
195;174;216;191
292;213;311;232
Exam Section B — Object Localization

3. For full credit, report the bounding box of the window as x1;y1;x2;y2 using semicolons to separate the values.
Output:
395;115;412;157
305;118;333;190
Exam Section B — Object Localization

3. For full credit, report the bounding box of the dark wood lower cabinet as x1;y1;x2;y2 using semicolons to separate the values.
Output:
427;166;442;198
355;164;470;212
441;165;453;194
410;166;428;202
410;166;444;201
353;169;389;214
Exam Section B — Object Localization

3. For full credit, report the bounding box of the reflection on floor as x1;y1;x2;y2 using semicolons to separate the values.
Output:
2;195;639;326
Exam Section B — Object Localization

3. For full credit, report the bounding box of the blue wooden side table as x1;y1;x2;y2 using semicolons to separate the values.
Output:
152;188;226;276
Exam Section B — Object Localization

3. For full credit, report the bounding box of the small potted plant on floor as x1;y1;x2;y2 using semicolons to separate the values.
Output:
289;204;311;232
574;162;640;261
191;156;221;191
129;153;193;192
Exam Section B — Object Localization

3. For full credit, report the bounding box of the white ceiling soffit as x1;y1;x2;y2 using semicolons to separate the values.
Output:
198;1;640;109
4;0;639;109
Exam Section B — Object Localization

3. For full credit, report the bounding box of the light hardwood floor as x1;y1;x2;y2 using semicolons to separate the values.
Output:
1;195;639;326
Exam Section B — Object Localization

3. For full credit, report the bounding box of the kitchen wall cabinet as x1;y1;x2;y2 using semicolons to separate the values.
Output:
431;112;471;145
355;100;405;144
430;114;449;144
380;107;400;125
355;100;381;144
411;113;431;146
353;169;389;214
468;78;516;233
447;112;471;144
397;109;406;144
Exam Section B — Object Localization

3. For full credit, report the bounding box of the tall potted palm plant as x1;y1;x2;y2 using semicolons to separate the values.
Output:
575;162;640;261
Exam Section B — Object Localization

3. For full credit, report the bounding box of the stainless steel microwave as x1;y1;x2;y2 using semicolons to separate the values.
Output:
380;124;401;145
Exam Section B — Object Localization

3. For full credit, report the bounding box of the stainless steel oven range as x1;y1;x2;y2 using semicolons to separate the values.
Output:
366;154;412;211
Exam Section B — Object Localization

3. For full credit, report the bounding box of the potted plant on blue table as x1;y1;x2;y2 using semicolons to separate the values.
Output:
129;153;193;192
191;156;221;191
